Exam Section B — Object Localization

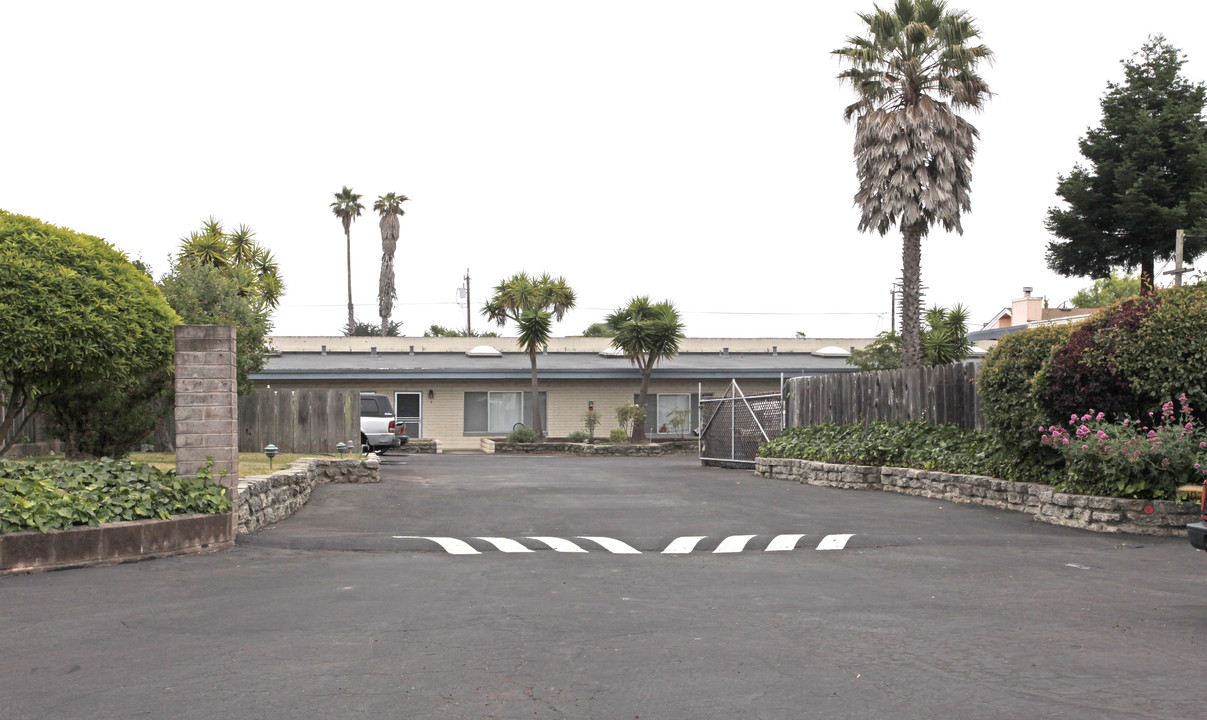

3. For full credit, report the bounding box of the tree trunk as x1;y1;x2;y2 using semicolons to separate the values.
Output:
346;227;355;334
529;351;544;440
633;362;652;444
900;223;924;369
1140;255;1155;295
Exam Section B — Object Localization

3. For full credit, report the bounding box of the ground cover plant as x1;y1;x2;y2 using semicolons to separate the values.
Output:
759;421;1018;481
0;458;230;534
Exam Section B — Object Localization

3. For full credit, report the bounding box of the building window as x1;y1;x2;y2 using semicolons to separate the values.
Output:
463;391;548;434
656;393;691;434
636;393;699;436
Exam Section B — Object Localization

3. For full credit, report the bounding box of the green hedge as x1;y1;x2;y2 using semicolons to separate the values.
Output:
0;458;230;534
758;421;1024;481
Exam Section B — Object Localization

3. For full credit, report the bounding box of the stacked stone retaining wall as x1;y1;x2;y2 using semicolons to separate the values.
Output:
756;457;1200;536
236;455;380;534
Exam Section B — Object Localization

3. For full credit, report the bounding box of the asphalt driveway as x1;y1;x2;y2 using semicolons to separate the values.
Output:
2;454;1205;720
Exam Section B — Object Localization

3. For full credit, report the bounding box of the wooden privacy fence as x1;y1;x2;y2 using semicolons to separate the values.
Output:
237;388;359;454
785;361;985;431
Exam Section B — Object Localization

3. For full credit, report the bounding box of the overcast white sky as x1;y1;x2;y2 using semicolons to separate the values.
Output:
4;1;1206;340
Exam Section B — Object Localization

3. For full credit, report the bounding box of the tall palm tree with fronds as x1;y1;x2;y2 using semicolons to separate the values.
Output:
482;272;576;440
330;186;365;334
833;0;992;368
374;192;409;336
606;297;686;443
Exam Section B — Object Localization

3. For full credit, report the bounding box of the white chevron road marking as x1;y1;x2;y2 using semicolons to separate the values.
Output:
713;534;757;553
765;534;806;551
393;534;857;555
475;537;534;553
661;536;708;554
527;536;589;553
393;536;480;554
578;536;642;554
816;534;855;551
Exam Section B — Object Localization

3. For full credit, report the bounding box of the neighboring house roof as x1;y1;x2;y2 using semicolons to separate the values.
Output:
251;349;858;383
967;325;1028;342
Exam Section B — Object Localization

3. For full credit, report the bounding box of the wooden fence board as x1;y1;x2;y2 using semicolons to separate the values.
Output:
786;362;985;431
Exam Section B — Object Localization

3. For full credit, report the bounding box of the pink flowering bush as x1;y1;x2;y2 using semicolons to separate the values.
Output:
1040;394;1207;499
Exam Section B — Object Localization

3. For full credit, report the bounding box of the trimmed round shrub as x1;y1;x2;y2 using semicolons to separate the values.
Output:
977;324;1073;478
609;428;629;444
506;426;537;443
1114;282;1207;421
1032;295;1160;425
567;430;590;443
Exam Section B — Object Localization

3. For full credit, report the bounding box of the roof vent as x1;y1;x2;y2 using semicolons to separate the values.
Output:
811;345;852;358
772;346;778;356
409;345;415;356
466;345;503;358
721;347;729;357
370;346;377;358
321;345;327;356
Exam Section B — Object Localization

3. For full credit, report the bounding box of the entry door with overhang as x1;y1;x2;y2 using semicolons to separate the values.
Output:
394;391;422;439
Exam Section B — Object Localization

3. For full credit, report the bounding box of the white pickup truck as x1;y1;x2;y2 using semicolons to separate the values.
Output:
360;393;407;455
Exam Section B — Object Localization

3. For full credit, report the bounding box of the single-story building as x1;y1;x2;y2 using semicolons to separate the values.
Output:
252;336;870;451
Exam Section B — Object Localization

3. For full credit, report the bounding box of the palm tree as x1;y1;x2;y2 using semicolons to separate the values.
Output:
482;272;576;440
374;192;409;336
227;224;257;266
330;186;365;334
833;0;992;368
605;297;686;443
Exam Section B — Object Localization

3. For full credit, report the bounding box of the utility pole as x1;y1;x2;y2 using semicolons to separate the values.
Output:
1164;229;1203;287
890;281;902;334
464;269;472;336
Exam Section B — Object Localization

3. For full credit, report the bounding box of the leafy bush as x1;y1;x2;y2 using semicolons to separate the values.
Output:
1041;395;1207;499
0;458;230;533
567;430;590;443
615;402;646;439
978;324;1073;477
758;421;1019;480
0;210;178;457
1113;282;1207;421
1033;283;1207;429
1032;295;1159;424
506;425;537;443
581;409;601;440
609;428;629;444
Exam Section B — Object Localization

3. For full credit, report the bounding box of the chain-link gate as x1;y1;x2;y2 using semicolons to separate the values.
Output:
699;380;784;468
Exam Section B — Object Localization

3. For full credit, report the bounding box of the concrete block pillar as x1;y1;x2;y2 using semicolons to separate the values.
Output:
175;326;239;494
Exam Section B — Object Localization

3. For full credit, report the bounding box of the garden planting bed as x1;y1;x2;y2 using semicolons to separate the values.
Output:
756;456;1201;535
0;513;233;576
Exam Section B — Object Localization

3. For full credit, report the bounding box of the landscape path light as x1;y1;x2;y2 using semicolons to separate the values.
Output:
264;444;279;470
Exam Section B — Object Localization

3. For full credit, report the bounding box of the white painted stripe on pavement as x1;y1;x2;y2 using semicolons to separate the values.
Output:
578;537;642;554
661;536;707;554
816;534;854;551
526;536;589;553
393;536;480;554
713;534;757;553
475;537;534;553
765;534;806;552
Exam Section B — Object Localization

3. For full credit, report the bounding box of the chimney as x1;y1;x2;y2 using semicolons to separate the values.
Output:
1022;286;1033;297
